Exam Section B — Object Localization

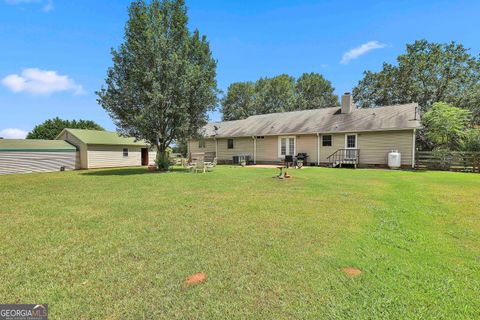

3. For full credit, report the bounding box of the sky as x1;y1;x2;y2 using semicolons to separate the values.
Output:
1;0;479;138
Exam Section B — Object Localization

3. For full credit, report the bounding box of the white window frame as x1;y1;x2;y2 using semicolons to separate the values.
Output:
345;133;358;149
278;136;296;158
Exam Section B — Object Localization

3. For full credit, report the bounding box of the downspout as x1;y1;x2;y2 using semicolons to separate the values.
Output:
215;137;218;159
252;136;257;165
412;128;416;169
316;133;320;166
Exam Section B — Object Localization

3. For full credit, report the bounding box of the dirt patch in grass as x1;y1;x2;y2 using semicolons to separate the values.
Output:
341;267;362;277
184;272;208;286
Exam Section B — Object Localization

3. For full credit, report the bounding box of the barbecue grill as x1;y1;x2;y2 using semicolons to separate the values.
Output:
296;153;309;166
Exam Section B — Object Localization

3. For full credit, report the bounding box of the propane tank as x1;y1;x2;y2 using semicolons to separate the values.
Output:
388;150;401;169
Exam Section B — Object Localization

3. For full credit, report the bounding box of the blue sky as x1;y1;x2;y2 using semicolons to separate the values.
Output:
1;0;479;138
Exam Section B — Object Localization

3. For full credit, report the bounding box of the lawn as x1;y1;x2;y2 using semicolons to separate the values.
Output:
0;166;479;319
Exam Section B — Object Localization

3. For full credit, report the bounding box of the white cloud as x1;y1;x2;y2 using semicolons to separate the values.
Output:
0;128;28;139
341;41;387;64
1;68;85;96
42;0;53;12
4;0;54;12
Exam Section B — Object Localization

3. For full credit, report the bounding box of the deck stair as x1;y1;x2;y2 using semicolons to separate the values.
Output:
327;149;360;168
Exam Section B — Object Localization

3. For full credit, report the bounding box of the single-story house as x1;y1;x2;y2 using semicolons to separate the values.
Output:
56;129;156;169
0;139;78;174
188;93;421;168
0;129;156;174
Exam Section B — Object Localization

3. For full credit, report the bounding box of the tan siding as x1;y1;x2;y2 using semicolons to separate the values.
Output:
217;137;253;161
357;130;414;165
58;131;87;169
297;134;318;164
188;139;216;155
0;151;78;175
187;129;414;166
319;133;345;163
256;136;278;162
87;145;142;169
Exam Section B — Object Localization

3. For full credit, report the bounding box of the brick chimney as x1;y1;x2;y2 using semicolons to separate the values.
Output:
341;92;354;114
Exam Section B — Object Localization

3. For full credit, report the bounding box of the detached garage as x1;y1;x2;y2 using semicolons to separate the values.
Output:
56;128;156;169
0;139;78;175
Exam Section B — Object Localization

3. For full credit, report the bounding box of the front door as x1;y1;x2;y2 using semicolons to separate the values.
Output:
141;148;149;166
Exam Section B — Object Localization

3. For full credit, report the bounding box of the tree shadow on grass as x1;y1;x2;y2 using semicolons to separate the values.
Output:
80;167;191;176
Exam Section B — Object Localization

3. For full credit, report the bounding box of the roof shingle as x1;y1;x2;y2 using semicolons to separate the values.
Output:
0;139;77;152
202;103;420;137
60;129;148;146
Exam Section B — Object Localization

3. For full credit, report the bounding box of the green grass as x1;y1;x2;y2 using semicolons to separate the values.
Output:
0;166;479;319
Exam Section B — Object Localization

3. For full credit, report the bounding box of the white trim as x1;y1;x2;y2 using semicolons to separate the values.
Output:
215;138;218;158
208;127;418;139
316;133;320;166
344;133;358;149
252;136;257;164
277;136;296;158
412;129;416;168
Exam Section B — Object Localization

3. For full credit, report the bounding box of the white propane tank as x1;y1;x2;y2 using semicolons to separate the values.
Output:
388;150;401;169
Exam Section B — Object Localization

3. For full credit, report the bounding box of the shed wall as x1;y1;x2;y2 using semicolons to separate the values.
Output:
0;151;78;175
87;145;142;169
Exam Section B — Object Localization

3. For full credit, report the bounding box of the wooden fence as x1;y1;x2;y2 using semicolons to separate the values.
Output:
415;151;480;172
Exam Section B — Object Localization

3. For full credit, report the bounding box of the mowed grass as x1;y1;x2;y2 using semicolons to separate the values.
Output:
0;166;479;319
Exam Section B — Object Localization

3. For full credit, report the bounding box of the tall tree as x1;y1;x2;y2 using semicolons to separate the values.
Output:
353;40;480;113
457;83;480;125
97;0;217;170
295;72;339;109
254;74;296;114
221;82;255;121
221;73;338;120
26;117;104;140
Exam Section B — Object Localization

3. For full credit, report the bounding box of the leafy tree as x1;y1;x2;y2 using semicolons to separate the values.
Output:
353;40;480;112
97;0;217;170
221;73;338;120
254;74;296;114
422;102;471;150
457;83;480;125
461;128;480;151
295;72;339;109
26;117;104;140
221;82;255;121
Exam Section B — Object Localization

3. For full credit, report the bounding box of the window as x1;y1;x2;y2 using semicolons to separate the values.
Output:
123;148;129;157
198;140;206;148
227;139;234;149
322;135;332;147
346;134;357;148
256;136;265;139
278;136;296;157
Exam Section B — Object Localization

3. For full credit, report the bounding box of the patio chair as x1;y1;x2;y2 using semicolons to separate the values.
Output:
206;157;217;171
182;158;195;172
193;158;206;173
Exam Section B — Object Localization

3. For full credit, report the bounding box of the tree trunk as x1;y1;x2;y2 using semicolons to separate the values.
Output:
155;144;170;171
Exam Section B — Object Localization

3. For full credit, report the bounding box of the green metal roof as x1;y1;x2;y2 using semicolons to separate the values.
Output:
62;129;148;146
0;139;77;152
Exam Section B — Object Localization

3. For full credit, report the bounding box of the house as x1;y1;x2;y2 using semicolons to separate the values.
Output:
0;139;78;174
0;129;156;175
56;129;156;169
188;93;421;168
